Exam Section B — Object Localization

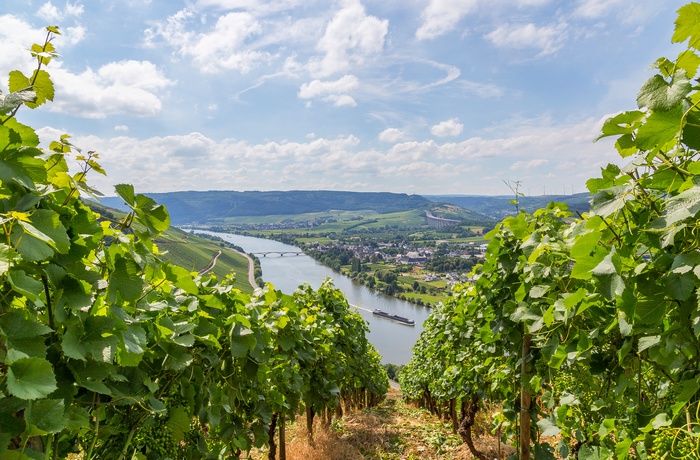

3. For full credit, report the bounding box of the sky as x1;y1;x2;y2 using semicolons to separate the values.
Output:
0;0;690;197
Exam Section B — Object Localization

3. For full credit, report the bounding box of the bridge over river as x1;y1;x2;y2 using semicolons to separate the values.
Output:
251;251;305;257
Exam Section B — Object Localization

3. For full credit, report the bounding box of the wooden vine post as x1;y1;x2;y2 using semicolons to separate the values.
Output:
520;332;532;459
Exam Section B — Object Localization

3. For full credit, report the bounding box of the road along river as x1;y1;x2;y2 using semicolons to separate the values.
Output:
198;231;433;364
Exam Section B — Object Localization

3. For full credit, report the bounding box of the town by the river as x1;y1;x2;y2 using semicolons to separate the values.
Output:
200;231;432;364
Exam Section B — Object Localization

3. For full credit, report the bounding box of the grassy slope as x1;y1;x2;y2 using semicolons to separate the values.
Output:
157;227;254;294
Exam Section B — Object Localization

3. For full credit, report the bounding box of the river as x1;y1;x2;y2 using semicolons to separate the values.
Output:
198;231;432;364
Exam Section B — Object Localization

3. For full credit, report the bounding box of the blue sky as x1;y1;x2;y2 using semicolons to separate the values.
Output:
0;0;689;196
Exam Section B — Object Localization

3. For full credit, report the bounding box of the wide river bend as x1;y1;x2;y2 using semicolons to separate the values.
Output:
199;231;432;364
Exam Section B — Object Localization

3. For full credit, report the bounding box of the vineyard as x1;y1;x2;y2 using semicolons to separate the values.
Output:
0;28;388;459
5;3;700;460
399;4;700;459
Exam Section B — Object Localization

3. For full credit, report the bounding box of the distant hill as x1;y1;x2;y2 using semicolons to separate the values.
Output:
425;193;591;220
100;190;433;225
426;203;493;225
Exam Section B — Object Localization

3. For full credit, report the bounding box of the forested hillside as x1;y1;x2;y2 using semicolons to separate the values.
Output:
101;190;432;225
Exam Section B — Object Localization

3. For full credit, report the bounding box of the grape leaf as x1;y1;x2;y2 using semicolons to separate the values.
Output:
7;357;57;400
637;71;691;111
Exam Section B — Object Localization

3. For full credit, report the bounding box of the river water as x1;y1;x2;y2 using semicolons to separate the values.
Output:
199;231;432;364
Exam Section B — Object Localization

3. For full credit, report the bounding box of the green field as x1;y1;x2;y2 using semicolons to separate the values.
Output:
221;209;427;234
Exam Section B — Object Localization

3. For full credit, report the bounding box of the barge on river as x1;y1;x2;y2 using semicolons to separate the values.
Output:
372;309;415;326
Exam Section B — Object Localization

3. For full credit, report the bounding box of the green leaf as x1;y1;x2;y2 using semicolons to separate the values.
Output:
165;264;199;295
0;152;46;190
5;118;40;148
615;438;633;460
635;297;667;328
66;316;119;362
570;231;606;280
672;2;700;48
7;357;57;400
537;416;561;437
25;398;65;433
638;335;661;352
8;70;30;93
592;250;625;300
614;133;638;158
68;360;114;395
0;397;26;437
636;71;691;111
167;406;191;442
654;179;700;228
21;209;70;254
0;243;19;276
682;106;700;149
134;194;170;237
595;111;644;141
121;324;147;355
635;105;684;151
114;183;135;206
578;444;611;460
676;50;700;78
0;311;53;363
0;89;37;115
7;270;43;301
107;255;144;303
590;184;634;218
651;413;671;430
529;285;549;299
24;69;54;108
599;418;615;439
230;324;256;358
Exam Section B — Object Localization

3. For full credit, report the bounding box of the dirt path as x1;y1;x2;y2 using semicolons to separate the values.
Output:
198;250;222;274
237;250;259;290
249;389;508;459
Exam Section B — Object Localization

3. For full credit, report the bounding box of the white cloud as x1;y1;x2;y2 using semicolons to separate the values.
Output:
114;125;129;132
52;114;618;196
308;0;388;77
416;0;478;40
298;74;359;107
37;1;84;22
61;25;87;45
378;128;408;143
431;118;463;137
484;21;568;56
195;0;304;14
328;94;357;107
37;2;62;22
510;158;549;170
298;75;359;98
573;0;625;19
144;9;271;74
50;60;174;118
0;16;47;76
458;80;506;98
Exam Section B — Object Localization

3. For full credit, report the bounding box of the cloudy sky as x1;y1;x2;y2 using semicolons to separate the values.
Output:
1;0;688;196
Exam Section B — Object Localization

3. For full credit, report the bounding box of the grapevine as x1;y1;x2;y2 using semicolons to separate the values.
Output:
0;27;388;459
401;3;700;459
